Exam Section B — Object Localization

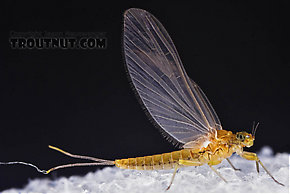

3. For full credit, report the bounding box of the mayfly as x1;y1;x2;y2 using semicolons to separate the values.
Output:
1;8;284;189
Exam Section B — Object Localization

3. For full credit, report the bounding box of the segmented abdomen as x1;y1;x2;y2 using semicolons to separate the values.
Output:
114;149;193;170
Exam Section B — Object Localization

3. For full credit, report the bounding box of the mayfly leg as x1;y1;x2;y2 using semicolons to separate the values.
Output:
166;159;203;190
240;151;284;186
209;165;228;183
166;164;179;191
255;161;259;173
257;160;284;186
226;158;241;171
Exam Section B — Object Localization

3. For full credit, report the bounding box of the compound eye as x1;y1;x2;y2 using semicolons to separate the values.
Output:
237;134;245;141
245;135;250;138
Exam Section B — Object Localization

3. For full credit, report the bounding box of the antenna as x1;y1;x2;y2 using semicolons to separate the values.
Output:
252;121;260;138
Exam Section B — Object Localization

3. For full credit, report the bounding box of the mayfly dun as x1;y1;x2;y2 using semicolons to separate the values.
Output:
0;8;284;189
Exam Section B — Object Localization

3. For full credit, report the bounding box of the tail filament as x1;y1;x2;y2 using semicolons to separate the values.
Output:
0;145;114;174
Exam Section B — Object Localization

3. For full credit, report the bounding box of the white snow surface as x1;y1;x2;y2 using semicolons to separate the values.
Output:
3;147;289;193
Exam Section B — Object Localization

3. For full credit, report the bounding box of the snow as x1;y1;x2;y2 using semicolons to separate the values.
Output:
2;147;289;192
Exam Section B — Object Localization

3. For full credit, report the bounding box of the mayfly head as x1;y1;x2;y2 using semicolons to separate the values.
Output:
235;131;254;147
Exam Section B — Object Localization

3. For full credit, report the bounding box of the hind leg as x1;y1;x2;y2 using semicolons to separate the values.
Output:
166;164;179;190
166;160;203;190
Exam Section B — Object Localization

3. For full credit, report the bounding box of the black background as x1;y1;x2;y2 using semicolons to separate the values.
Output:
0;0;289;191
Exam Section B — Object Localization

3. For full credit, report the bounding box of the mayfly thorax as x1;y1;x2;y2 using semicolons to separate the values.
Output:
0;8;284;189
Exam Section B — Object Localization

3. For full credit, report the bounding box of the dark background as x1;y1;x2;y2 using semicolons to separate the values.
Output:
0;0;289;191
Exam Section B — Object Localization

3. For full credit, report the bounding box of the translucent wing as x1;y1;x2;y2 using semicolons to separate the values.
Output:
123;8;222;147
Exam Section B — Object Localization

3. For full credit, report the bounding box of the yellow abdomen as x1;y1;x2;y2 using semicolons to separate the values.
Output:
114;149;198;170
114;142;238;170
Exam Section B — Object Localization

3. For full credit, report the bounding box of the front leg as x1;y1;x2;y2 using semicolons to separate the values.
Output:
239;151;259;172
239;151;284;186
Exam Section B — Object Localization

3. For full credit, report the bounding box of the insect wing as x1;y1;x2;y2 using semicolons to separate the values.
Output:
123;8;222;146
